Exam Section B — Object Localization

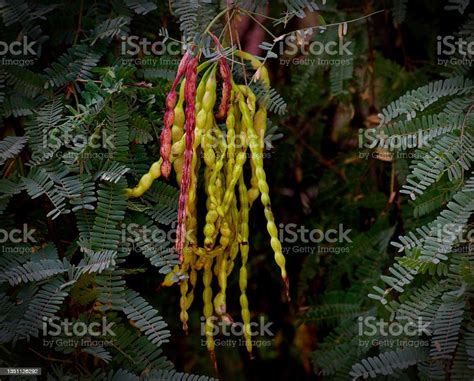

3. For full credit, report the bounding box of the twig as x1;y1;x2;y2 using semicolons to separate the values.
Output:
73;0;84;46
29;347;72;363
74;78;153;88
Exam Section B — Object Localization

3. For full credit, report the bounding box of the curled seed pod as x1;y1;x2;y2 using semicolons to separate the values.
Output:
238;173;252;356
125;158;163;197
176;56;198;261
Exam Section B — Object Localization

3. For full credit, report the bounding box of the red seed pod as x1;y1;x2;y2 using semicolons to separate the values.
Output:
174;51;191;88
160;53;191;178
160;118;172;152
176;56;198;262
210;34;231;120
216;58;231;120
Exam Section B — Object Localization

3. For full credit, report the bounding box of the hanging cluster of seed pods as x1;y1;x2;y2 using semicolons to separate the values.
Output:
125;40;289;364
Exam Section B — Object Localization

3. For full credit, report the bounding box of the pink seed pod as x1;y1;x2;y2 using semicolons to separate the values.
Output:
160;52;191;178
176;55;198;262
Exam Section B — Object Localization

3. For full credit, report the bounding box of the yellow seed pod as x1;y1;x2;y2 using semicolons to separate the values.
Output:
217;149;247;217
171;136;186;157
225;103;236;185
237;84;256;117
219;221;231;248
196;64;214;112
149;161;161;178
226;240;239;276
185;253;198;310
173;156;184;184
213;254;227;315
202;258;215;358
162;264;180;287
237;173;252;355
248;106;267;205
186;67;215;246
179;246;193;332
125;158;163;197
248;160;259;206
171;80;186;143
201;75;217;170
235;50;270;86
254;106;267;147
208;150;226;209
243;88;289;299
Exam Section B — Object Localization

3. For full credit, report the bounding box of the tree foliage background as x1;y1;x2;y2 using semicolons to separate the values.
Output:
0;0;473;380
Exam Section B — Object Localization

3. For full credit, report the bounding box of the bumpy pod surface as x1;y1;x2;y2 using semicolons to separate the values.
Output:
160;52;191;178
176;56;198;261
125;50;291;366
